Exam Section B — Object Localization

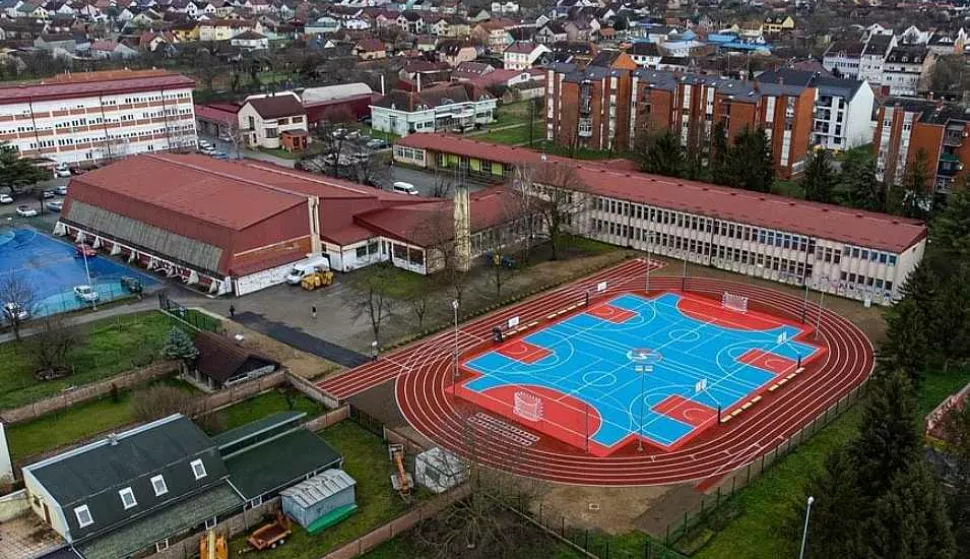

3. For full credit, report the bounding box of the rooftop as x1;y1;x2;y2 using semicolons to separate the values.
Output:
224;428;342;500
0;70;193;105
244;93;306;119
396;134;927;253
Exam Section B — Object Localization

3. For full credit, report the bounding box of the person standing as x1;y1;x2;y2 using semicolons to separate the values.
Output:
311;305;317;320
229;304;235;319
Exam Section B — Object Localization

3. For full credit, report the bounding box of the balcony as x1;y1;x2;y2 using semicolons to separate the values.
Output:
938;152;963;176
944;128;966;147
578;118;593;138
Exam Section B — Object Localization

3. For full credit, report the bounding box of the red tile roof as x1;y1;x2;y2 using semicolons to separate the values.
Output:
0;70;194;105
397;134;928;253
194;103;238;126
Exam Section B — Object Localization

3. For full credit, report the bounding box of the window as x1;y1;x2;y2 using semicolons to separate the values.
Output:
74;505;94;528
205;517;218;530
889;255;897;266
119;488;137;510
190;459;207;480
879;253;887;264
156;540;169;552
151;475;168;496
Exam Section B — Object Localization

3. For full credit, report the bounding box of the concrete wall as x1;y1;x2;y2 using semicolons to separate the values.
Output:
0;489;29;522
154;497;281;559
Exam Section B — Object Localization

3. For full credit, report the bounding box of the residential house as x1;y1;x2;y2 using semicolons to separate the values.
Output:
860;34;895;85
370;82;496;136
230;30;269;50
306;16;341;35
472;18;515;51
397;10;424;34
238;92;309;151
927;29;967;56
563;18;597;42
822;40;865;79
437;39;477;67
89;40;139;59
535;21;567;44
763;15;794;35
881;46;934;96
452;61;495;81
503;41;549;70
467;7;491;22
549;40;596;66
354;37;386;60
627;42;662;68
171;21;200;42
491;1;519;14
198;19;261;41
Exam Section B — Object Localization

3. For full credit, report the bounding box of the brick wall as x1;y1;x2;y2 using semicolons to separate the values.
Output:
304;406;350;431
0;361;178;424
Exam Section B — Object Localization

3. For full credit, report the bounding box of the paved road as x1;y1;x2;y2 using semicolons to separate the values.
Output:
234;311;370;368
387;165;492;198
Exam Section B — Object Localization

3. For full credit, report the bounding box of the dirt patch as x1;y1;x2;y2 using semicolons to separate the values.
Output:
536;483;674;535
214;317;342;380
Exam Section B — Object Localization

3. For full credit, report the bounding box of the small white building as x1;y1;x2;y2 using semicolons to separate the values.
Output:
415;448;467;494
370;84;496;137
237;93;308;150
503;41;549;70
230;30;269;50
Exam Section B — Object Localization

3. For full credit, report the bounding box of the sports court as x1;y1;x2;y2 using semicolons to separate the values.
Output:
457;291;823;455
0;227;158;316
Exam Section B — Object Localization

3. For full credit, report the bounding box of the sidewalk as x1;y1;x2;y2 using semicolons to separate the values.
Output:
241;149;296;168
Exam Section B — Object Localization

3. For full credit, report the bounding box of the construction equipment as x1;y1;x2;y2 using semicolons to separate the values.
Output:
247;512;291;551
388;443;413;499
199;530;228;559
300;269;334;291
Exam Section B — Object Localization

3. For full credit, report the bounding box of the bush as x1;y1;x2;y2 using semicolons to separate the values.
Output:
131;385;197;422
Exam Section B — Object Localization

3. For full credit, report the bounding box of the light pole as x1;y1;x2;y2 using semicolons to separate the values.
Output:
81;245;97;311
452;299;460;392
814;279;827;339
799;496;815;559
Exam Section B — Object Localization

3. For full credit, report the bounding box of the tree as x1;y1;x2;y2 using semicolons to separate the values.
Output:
25;313;81;380
406;283;434;331
131;385;199;422
413;206;469;307
349;263;396;347
890;148;933;219
722;127;773;193
942;399;970;552
635;130;684;177
929;182;970;260
0;273;36;342
793;448;866;559
800;149;836;202
709;121;730;185
513;161;589;260
837;146;884;211
0;142;50;195
929;55;970;95
160;327;199;372
851;371;920;499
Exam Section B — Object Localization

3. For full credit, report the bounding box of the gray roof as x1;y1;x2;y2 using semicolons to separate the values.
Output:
756;69;862;99
24;415;227;542
224;428;342;500
281;469;356;508
76;483;242;559
212;411;305;449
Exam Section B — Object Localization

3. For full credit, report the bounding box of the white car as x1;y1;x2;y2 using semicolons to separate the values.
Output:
2;302;29;322
73;285;99;302
0;194;12;204
55;185;68;196
198;140;214;150
54;164;71;178
42;190;54;199
16;205;37;217
46;200;63;212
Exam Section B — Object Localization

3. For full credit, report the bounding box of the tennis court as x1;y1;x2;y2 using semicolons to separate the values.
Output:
457;291;824;455
0;227;158;316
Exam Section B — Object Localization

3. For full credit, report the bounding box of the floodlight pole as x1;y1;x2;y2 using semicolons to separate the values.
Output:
452;299;460;393
799;496;815;559
81;246;96;311
814;283;826;340
637;364;647;452
801;281;809;323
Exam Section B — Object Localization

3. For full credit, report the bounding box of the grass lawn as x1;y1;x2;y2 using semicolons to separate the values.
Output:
0;311;180;409
918;366;970;415
5;376;195;463
530;140;623;161
477;120;545;146
561;234;618;256
228;420;420;558
360;524;585;559
208;390;326;434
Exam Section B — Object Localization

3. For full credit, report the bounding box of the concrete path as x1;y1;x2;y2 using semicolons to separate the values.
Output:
0;298;160;344
233;311;370;368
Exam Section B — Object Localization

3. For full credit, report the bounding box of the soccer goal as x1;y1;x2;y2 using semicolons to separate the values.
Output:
721;292;749;313
513;391;544;422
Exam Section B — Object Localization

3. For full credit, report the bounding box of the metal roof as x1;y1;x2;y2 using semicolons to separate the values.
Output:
225;429;342;500
0;70;193;105
281;469;356;508
213;411;304;449
301;83;374;104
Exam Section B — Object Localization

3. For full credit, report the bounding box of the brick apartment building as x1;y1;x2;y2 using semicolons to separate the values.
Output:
546;53;816;179
874;97;970;194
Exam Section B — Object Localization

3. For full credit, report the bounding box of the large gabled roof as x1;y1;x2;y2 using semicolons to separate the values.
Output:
224;428;342;500
0;69;193;105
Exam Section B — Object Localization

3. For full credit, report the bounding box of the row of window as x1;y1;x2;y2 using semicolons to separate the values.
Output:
839;270;893;291
355;241;380;259
73;459;207;529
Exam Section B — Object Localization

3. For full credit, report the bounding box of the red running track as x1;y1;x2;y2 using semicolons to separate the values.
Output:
320;260;875;486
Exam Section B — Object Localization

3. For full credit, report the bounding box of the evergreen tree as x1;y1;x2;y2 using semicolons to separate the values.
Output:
801;149;836;203
863;460;956;559
709;121;730;185
881;296;932;381
890;148;933;219
943;400;970;552
637;130;684;178
723;127;773;193
851;371;920;499
837;146;884;211
0;142;49;194
794;448;866;559
929;182;970;260
161;327;199;368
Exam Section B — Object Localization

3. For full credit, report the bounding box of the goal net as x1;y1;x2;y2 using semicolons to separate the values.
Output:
721;292;749;313
513;391;544;422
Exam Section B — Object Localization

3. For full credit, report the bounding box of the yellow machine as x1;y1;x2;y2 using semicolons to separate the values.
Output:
300;269;334;290
200;530;228;559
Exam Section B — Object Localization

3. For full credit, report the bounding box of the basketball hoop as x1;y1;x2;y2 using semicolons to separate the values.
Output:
513;391;543;422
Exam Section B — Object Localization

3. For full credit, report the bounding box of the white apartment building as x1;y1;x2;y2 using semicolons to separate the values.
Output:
756;70;875;151
237;93;308;150
859;35;895;85
822;40;864;79
882;46;934;96
0;70;197;168
503;41;550;71
370;84;496;136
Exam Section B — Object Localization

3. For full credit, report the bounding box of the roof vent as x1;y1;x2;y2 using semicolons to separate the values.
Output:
759;197;766;201
822;208;829;212
855;213;862;217
892;220;899;224
789;202;796;206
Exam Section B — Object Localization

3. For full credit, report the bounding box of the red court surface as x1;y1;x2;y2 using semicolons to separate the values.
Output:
738;348;798;375
496;340;552;363
587;303;637;323
653;395;719;427
318;259;875;487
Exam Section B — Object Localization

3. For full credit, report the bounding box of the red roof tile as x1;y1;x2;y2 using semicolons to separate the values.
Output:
0;70;194;105
397;134;928;253
194;103;238;126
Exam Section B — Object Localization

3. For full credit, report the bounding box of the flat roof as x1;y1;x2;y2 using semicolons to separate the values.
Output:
397;134;928;253
0;70;194;105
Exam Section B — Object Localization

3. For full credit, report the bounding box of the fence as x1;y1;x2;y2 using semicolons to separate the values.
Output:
662;379;870;553
0;360;178;424
158;294;222;333
288;371;341;409
154;497;282;559
305;405;351;431
191;371;286;416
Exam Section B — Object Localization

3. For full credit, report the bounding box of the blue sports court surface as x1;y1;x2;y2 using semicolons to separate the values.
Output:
0;227;158;316
457;291;824;454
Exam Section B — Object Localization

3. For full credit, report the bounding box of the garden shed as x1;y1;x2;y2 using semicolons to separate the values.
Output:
280;469;356;533
415;447;467;493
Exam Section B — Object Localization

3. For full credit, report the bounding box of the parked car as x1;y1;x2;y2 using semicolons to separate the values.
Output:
41;190;54;199
366;139;388;149
73;285;99;302
55;185;68;196
2;302;29;323
54;164;71;178
46;200;63;212
331;128;347;139
356;135;372;144
16;205;37;217
345;130;360;140
0;194;13;204
200;144;218;155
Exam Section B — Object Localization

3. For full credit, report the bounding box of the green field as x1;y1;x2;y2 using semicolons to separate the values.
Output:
0;311;181;409
207;390;326;434
228;420;423;558
477;120;545;146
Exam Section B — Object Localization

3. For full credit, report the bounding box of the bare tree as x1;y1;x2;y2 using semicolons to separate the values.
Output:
431;172;454;199
412;207;469;307
313;107;356;177
131;385;198;422
406;283;435;331
0;274;36;341
25;313;81;380
510;162;589;261
349;153;392;188
349;263;396;347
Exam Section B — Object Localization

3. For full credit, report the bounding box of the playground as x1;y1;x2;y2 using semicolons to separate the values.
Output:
456;291;823;455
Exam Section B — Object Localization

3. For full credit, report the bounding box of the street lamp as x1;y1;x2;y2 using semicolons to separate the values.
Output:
80;244;96;311
799;496;815;559
452;299;460;392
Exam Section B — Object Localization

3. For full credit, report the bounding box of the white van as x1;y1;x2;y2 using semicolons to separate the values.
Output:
285;255;330;285
392;182;419;196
